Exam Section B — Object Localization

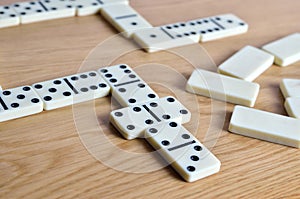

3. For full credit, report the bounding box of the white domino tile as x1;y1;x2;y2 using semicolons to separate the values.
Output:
186;69;260;107
160;22;201;42
145;121;221;182
187;14;248;42
218;46;274;82
101;4;152;38
32;71;110;110
284;97;300;119
280;78;300;98
132;27;197;53
98;64;158;107
229;105;300;148
0;5;20;28
262;33;300;67
110;96;191;139
58;0;102;16
12;1;48;24
0;86;43;122
39;0;76;20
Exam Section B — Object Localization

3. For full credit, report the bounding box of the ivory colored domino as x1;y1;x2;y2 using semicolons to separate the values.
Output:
229;106;300;148
280;78;300;98
39;0;76;19
32;71;110;110
98;64;158;107
110;96;191;140
284;97;300;119
262;33;300;66
186;69;260;107
132;27;198;53
61;0;128;16
0;5;20;28
145;121;221;182
218;46;274;82
187;14;248;42
101;4;152;38
160;22;200;42
0;86;43;122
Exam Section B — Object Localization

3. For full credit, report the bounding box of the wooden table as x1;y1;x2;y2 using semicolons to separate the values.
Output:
1;0;300;198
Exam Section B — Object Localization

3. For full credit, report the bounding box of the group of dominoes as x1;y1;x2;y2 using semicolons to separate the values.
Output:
1;0;300;182
0;0;249;52
186;32;300;148
0;64;221;182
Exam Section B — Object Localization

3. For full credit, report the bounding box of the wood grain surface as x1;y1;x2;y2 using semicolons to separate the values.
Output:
1;0;300;198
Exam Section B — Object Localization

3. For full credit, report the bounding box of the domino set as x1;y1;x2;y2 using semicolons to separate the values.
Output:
1;0;300;183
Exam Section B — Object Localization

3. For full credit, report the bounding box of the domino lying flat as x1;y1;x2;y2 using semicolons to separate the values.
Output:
187;13;248;42
0;86;43;122
0;5;20;28
101;4;152;38
56;0;129;16
186;69;260;107
229;106;300;148
218;46;274;82
280;78;300;98
284;97;300;119
32;71;110;110
110;96;191;139
262;33;300;67
132;26;199;53
98;64;158;107
145;122;221;182
12;0;76;24
133;13;248;52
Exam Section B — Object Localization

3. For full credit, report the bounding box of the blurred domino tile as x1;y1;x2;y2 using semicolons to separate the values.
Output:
218;46;274;82
229;106;300;148
262;33;300;67
101;4;152;38
186;69;260;107
284;97;300;119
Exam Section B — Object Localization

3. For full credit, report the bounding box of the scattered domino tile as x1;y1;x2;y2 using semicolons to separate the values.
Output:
101;4;153;38
284;97;300;119
188;13;248;42
280;78;300;98
145;121;221;182
229;105;300;148
110;96;191;139
262;33;300;66
186;69;260;107
32;71;110;110
0;5;20;28
218;46;274;82
132;27;198;53
39;0;76;20
98;64;158;107
0;86;43;122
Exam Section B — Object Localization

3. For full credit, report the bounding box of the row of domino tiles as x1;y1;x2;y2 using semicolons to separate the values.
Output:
0;1;249;52
0;64;221;182
186;33;300;149
0;0;129;27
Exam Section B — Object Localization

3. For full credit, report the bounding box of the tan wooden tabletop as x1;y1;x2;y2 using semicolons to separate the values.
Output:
1;0;300;198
